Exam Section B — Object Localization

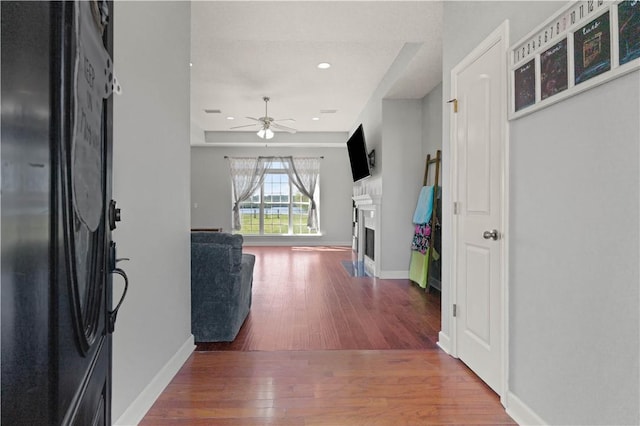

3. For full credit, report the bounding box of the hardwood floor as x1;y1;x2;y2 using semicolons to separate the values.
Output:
141;246;515;425
141;350;514;425
197;246;441;351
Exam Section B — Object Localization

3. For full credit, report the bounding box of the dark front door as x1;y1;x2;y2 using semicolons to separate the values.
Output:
1;2;124;424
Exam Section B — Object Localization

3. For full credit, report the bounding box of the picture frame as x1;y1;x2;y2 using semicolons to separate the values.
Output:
541;38;569;100
574;12;611;84
368;149;376;169
618;0;640;65
514;60;536;111
509;0;640;120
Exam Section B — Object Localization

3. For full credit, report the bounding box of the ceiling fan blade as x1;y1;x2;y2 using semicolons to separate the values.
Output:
230;123;259;129
245;117;262;122
271;123;297;134
274;118;295;122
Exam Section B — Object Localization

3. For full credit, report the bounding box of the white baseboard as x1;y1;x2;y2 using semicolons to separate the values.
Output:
379;270;409;279
437;331;451;354
506;391;547;426
114;335;195;426
243;240;352;247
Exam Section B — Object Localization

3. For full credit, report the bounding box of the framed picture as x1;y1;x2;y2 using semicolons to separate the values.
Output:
574;12;611;84
509;1;640;119
514;59;536;112
618;0;640;66
541;38;568;100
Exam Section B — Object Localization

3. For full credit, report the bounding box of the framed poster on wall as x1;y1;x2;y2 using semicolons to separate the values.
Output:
618;0;640;65
574;12;611;84
514;60;536;111
541;39;569;99
509;0;640;120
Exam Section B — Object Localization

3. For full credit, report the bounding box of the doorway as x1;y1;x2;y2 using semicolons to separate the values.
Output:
449;21;509;398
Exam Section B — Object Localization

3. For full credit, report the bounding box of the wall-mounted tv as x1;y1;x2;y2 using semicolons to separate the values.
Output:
346;124;371;182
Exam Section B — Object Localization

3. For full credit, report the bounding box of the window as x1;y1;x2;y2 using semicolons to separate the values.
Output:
237;161;319;235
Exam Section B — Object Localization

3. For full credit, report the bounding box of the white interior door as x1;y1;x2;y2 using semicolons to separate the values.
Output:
451;22;508;396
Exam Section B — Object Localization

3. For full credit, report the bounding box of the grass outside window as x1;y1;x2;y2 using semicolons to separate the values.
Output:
240;213;315;235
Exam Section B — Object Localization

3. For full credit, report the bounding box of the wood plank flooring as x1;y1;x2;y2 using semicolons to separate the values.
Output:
141;350;514;425
197;246;441;351
142;246;515;425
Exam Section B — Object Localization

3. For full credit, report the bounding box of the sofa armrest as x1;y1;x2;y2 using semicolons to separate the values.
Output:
191;231;243;247
239;253;255;309
192;232;243;270
190;233;254;343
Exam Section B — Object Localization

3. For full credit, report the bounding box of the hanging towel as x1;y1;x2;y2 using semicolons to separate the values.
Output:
412;185;434;224
409;249;430;289
411;223;431;254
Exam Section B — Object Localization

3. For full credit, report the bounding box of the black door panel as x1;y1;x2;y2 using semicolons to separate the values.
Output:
1;2;117;424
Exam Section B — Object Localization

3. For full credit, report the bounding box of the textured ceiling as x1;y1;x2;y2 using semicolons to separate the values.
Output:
190;1;443;134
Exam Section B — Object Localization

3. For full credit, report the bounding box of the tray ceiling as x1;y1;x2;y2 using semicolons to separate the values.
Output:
191;1;443;134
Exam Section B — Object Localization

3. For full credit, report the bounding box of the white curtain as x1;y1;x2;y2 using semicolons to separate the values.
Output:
228;157;272;230
281;156;321;230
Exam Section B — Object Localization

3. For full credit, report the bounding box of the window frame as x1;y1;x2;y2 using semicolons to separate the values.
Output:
236;167;319;236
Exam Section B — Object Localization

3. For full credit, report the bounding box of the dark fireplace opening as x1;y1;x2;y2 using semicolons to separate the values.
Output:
365;227;374;260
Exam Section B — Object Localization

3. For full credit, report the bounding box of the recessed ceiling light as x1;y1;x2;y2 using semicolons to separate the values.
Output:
189;62;193;67
317;62;331;69
226;116;235;120
312;117;320;121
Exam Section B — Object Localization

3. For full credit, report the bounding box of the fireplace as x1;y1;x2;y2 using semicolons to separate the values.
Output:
364;227;375;260
353;191;380;277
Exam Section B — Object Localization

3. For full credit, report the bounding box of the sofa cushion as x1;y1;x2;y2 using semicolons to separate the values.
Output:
192;242;234;276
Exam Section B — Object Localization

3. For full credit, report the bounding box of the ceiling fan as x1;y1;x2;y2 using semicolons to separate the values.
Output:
230;96;297;139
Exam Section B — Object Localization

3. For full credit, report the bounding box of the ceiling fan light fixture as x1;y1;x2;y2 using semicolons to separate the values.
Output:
256;128;274;139
238;97;296;138
265;128;274;139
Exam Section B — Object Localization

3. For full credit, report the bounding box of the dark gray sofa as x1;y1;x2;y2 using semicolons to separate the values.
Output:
191;232;255;342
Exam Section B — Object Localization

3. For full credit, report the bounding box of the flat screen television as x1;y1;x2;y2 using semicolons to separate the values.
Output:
346;124;371;182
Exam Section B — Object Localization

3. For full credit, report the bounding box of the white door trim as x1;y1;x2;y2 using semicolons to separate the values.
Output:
448;20;510;405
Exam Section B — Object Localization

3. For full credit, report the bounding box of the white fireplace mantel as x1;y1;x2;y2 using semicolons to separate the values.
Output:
352;193;382;208
352;192;381;277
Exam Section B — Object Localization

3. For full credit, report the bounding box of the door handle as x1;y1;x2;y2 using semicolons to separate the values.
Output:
108;268;129;333
483;229;499;240
108;199;121;231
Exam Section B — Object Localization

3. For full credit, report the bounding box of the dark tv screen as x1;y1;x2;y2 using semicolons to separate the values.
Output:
346;124;371;182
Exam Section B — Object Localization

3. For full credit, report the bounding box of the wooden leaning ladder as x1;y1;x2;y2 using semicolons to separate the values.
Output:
422;150;441;292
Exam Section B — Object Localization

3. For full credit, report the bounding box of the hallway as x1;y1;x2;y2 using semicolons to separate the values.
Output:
141;246;514;425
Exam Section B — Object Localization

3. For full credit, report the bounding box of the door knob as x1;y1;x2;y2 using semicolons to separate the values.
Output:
109;199;121;231
483;229;499;240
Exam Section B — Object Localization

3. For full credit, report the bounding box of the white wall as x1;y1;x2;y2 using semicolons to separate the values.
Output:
443;2;639;424
380;99;424;275
510;72;639;424
422;82;443;159
191;134;353;246
112;2;192;422
351;42;426;184
353;97;426;278
349;42;438;278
